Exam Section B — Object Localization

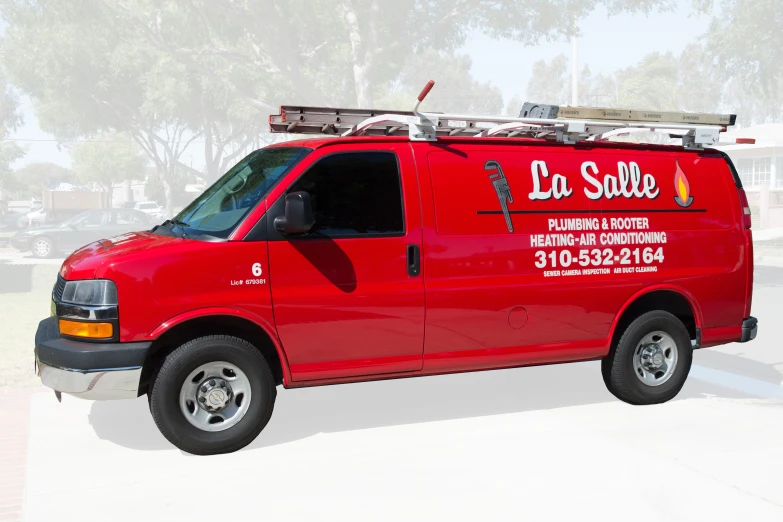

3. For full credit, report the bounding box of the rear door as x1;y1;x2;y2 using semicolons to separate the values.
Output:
267;144;425;382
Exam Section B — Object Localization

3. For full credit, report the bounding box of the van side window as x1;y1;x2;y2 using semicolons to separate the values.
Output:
290;152;405;237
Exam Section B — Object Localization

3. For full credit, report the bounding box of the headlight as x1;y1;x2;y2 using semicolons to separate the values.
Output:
61;280;118;306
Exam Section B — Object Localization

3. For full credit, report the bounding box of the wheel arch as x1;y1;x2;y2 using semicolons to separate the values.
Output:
139;308;290;395
608;285;703;355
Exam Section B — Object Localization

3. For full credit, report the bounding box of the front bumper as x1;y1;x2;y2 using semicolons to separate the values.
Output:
34;316;151;400
739;316;758;343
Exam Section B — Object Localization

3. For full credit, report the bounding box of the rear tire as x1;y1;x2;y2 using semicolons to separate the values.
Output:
602;311;692;405
149;335;277;455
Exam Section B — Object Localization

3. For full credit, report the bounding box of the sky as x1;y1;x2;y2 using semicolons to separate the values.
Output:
460;4;713;105
6;3;713;172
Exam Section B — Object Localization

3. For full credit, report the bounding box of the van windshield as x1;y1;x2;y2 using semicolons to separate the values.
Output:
170;147;311;239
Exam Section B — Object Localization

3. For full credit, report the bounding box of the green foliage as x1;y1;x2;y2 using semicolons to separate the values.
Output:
704;0;783;123
0;68;24;192
519;1;779;124
0;0;687;209
607;50;719;113
526;47;723;118
376;49;504;114
71;133;147;202
0;141;24;193
122;0;676;107
145;167;189;207
526;55;571;105
525;55;615;107
504;95;524;117
0;0;680;113
143;172;165;208
12;162;74;197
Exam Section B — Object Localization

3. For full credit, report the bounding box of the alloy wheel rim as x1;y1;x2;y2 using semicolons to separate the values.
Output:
33;239;50;257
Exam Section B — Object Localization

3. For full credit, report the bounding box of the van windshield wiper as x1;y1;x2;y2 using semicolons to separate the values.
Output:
170;218;190;228
161;219;190;238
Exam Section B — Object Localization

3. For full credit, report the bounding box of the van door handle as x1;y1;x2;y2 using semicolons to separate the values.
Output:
407;244;420;277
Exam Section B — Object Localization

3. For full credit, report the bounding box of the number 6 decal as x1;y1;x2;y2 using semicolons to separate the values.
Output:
252;263;263;276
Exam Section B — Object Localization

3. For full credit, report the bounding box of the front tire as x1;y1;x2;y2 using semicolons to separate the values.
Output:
149;336;277;455
602;311;692;405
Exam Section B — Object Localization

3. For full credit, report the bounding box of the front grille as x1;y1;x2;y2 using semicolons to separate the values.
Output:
53;275;66;301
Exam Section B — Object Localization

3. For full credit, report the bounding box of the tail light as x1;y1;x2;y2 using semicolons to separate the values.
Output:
738;189;752;229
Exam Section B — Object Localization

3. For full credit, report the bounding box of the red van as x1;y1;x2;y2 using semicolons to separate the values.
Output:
34;100;757;455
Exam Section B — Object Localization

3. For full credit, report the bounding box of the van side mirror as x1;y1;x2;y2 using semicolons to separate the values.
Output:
274;191;313;235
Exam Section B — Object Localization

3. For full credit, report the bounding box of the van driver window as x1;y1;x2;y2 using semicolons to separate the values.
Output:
289;152;405;237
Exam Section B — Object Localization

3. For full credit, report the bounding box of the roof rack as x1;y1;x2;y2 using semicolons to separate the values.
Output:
269;81;736;149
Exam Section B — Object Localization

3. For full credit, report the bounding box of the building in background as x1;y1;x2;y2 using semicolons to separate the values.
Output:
716;124;783;229
111;179;148;207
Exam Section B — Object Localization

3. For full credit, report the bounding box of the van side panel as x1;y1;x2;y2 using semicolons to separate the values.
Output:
414;142;746;372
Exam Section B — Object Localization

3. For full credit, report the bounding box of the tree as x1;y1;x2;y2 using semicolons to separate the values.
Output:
12;162;74;197
703;0;783;123
1;1;212;213
504;94;524;117
71;132;146;206
0;69;24;195
1;0;683;211
525;48;723;116
96;0;680;108
610;50;721;113
386;49;504;114
144;165;188;208
526;55;571;105
525;55;614;107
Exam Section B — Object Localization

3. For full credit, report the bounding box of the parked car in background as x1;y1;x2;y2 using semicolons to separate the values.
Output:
17;208;48;228
10;208;152;258
134;201;165;219
1;206;27;231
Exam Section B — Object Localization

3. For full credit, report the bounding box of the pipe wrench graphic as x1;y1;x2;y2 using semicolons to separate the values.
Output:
485;160;514;232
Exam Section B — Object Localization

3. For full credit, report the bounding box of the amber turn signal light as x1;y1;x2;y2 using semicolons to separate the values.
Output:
59;319;113;339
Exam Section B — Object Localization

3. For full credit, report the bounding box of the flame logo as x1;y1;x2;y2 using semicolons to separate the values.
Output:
673;160;693;207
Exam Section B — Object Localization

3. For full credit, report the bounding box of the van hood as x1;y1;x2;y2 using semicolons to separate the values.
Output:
61;231;179;280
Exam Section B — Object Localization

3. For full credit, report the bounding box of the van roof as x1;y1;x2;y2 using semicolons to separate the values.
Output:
268;135;721;155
